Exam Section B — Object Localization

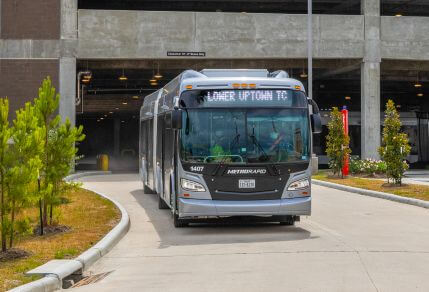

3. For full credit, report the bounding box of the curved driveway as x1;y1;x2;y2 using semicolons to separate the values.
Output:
73;174;429;292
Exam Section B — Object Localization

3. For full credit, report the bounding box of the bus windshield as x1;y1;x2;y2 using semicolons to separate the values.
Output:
180;108;310;164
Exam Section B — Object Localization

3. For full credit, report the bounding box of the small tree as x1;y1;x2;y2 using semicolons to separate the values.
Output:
45;119;84;224
0;98;11;252
326;107;350;177
34;77;60;227
34;77;85;228
378;100;410;185
7;102;44;247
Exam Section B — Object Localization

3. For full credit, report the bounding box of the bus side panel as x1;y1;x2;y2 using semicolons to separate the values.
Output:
163;114;174;207
147;118;154;190
139;120;148;184
156;115;164;195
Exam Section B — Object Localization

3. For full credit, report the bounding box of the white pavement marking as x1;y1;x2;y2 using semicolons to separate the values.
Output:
71;174;429;292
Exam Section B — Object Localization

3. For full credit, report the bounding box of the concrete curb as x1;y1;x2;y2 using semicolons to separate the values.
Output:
9;172;130;292
312;179;429;209
64;171;112;182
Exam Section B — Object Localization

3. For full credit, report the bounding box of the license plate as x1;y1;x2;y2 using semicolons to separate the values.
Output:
239;179;255;189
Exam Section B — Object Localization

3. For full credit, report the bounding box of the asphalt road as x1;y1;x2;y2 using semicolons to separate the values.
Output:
72;174;429;292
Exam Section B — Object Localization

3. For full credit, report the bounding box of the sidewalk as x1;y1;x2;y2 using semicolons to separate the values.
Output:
404;170;429;186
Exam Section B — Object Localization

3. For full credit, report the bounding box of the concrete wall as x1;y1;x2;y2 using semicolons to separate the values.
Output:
78;10;429;62
381;16;429;60
77;10;365;59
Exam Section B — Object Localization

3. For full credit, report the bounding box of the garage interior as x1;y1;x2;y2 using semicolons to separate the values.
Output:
75;59;429;170
78;0;429;17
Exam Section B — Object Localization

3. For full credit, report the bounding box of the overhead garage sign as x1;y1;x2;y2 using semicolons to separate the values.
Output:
167;51;206;57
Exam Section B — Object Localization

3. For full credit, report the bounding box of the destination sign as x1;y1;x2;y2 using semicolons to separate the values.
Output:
180;89;307;108
202;90;293;107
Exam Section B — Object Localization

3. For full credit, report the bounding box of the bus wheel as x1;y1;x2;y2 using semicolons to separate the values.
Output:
174;213;189;228
279;215;295;226
158;195;169;209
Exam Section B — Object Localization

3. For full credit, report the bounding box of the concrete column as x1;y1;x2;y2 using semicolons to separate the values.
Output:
59;57;76;126
59;0;78;126
114;118;121;156
361;62;380;159
361;0;381;159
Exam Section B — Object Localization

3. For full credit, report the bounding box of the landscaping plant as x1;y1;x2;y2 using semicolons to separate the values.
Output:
326;107;351;178
349;157;387;176
378;100;410;185
7;103;44;247
34;77;85;229
45;119;84;225
0;98;11;252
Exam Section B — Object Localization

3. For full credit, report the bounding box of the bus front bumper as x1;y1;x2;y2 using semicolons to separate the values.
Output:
178;197;311;218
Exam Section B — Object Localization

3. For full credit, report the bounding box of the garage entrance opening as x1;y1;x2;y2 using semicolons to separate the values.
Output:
76;59;429;170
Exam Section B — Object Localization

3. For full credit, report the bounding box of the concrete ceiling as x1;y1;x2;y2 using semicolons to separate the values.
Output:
76;58;429;115
78;0;429;16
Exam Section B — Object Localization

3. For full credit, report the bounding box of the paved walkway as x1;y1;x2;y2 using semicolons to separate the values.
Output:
404;170;429;186
72;174;429;292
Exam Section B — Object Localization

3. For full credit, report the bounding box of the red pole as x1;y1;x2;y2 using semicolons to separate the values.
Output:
341;106;349;176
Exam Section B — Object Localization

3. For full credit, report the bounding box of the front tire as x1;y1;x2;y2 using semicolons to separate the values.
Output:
174;212;189;228
279;215;295;226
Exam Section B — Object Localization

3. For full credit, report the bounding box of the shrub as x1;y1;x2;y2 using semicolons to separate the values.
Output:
326;107;350;177
378;100;410;185
350;157;387;175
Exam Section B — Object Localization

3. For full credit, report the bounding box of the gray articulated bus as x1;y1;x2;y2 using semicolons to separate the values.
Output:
139;69;322;227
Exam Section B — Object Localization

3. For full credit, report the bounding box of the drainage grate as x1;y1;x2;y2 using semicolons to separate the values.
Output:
70;271;113;288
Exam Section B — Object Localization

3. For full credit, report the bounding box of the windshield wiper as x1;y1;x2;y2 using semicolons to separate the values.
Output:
248;127;269;162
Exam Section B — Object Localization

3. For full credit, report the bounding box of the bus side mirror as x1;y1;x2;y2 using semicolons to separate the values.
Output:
311;113;322;134
171;109;183;129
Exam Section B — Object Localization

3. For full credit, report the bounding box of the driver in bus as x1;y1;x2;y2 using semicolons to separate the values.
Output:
268;130;286;152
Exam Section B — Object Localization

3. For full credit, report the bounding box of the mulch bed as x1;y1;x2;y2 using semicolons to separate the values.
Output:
33;225;71;236
0;248;31;262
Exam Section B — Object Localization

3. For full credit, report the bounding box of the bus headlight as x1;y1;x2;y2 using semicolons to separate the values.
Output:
181;179;206;192
288;179;309;191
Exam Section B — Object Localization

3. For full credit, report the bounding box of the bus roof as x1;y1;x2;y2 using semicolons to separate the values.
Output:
140;69;306;120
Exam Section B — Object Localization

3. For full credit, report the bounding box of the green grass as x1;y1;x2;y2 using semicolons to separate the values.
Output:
0;188;120;291
313;171;429;202
54;247;79;259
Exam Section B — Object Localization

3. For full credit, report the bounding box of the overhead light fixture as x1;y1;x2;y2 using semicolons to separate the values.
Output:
104;114;107;117
122;102;128;105
300;72;308;78
417;93;424;97
119;69;128;81
345;96;351;100
395;14;402;17
109;111;113;114
415;71;422;88
82;78;90;83
154;62;163;79
115;107;119;110
149;78;157;83
132;96;139;100
150;82;158;86
100;117;104;120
